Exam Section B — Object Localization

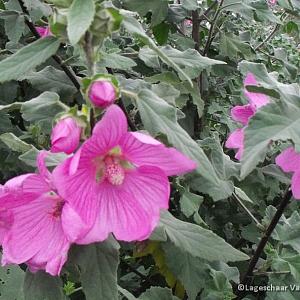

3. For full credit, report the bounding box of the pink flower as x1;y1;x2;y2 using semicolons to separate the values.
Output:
269;0;277;5
53;105;196;243
88;80;117;108
226;73;269;160
276;147;300;199
0;152;86;276
184;19;193;27
36;26;52;38
51;117;81;154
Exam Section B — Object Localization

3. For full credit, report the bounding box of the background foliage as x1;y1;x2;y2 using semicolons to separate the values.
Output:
1;0;300;299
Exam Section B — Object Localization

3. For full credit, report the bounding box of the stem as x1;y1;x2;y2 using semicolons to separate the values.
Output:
83;31;95;76
17;0;81;91
236;188;293;299
198;0;218;22
192;10;200;51
232;193;261;227
118;98;137;131
202;0;225;56
255;24;280;51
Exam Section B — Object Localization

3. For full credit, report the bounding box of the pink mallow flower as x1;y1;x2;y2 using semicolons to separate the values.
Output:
276;147;300;199
35;26;52;38
51;117;81;154
0;152;86;276
53;105;197;243
88;80;117;108
225;73;269;160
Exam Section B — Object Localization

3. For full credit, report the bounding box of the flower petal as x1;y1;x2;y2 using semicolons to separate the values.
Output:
2;193;70;276
87;105;127;156
0;209;13;244
244;73;269;109
120;132;197;176
77;166;170;244
53;157;100;227
225;128;244;160
231;105;255;125
275;147;300;173
292;170;300;200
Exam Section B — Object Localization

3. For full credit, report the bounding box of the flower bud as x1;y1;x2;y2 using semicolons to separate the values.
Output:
51;117;81;154
36;26;52;38
88;80;117;108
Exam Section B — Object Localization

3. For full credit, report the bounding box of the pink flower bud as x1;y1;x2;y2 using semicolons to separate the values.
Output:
51;117;81;154
36;26;52;38
88;80;117;108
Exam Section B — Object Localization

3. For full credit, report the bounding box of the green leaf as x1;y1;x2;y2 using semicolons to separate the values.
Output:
151;211;249;262
136;89;234;200
69;236;120;300
0;102;22;113
180;190;204;224
0;37;60;83
98;52;137;70
139;287;179;300
274;211;300;253
0;259;25;300
0;11;25;42
21;92;68;133
118;286;137;300
241;97;300;178
123;0;169;26
181;0;198;10
139;46;226;80
67;0;95;45
0;133;34;153
22;66;78;99
220;33;254;59
121;14;194;86
163;243;207;300
201;269;234;300
23;271;65;300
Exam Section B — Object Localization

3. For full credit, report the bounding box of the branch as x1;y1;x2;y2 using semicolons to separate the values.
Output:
202;0;225;56
236;188;293;299
198;0;218;22
254;24;280;51
232;192;261;227
17;0;81;91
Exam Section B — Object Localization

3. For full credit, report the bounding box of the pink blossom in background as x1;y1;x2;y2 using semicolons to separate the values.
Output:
269;0;277;5
35;26;52;38
225;73;270;160
51;117;81;154
88;80;117;108
276;147;300;199
0;152;87;276
53;105;197;243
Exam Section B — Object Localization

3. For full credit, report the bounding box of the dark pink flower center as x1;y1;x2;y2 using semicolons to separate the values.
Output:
94;146;133;186
48;192;65;218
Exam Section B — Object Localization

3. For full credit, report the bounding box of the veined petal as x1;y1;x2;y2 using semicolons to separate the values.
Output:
53;157;100;228
37;150;52;183
231;105;255;125
86;105;127;156
2;193;70;276
77;166;170;244
0;209;13;244
275;147;300;173
244;73;269;109
0;174;37;209
120;132;197;176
